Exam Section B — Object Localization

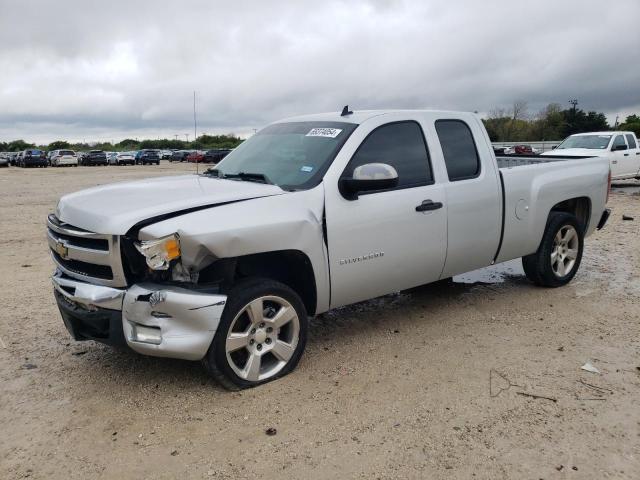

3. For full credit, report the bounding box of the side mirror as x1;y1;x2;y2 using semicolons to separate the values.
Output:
612;144;628;151
339;163;399;200
551;145;557;150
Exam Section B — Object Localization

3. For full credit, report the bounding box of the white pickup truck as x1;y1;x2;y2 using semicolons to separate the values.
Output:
541;131;640;180
49;109;611;389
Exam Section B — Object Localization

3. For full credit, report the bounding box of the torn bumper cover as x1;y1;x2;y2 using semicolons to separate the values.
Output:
52;271;227;361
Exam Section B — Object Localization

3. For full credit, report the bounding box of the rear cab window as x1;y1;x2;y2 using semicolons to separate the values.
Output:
625;134;637;149
342;121;433;190
435;120;480;181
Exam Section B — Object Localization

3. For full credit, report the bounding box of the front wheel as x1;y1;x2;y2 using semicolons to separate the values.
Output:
203;278;308;390
522;212;584;287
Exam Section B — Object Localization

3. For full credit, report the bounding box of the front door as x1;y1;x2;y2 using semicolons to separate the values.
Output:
325;120;447;309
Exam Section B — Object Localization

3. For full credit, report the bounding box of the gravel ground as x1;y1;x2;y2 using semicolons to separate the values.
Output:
1;164;639;479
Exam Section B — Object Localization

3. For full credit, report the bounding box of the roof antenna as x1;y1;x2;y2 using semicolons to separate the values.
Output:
341;105;353;116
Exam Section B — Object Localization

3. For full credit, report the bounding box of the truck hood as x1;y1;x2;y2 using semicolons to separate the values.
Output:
55;174;286;235
540;148;606;157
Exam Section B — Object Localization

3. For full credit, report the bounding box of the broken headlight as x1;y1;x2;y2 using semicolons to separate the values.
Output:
135;233;181;270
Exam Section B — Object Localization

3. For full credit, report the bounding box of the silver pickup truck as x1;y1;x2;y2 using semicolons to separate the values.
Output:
49;109;611;389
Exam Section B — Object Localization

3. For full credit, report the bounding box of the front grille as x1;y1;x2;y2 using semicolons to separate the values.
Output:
47;214;127;287
49;230;109;251
52;251;113;280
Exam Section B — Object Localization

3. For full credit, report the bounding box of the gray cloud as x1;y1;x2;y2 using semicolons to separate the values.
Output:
1;0;639;143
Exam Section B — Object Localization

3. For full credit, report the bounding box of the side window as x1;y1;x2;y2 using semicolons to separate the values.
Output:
344;121;432;188
612;135;626;149
625;134;637;149
435;120;481;181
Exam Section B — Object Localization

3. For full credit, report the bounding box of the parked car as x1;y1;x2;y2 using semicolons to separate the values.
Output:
170;150;190;162
48;109;611;389
50;150;78;167
204;148;232;164
161;150;174;160
0;154;8;167
79;150;108;166
112;151;136;165
542;131;640;180
8;152;19;166
492;146;507;155
186;150;206;163
135;149;161;165
19;149;47;167
503;144;534;155
106;152;118;165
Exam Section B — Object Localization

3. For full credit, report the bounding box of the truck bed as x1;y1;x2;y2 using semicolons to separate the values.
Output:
495;154;593;169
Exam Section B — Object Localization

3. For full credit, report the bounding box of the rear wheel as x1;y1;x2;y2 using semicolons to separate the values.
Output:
203;278;308;390
522;212;584;287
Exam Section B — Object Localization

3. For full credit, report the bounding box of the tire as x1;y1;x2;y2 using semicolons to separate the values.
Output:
522;212;584;288
202;278;308;390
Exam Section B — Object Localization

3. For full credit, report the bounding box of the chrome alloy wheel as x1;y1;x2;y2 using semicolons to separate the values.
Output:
551;225;579;277
225;296;300;382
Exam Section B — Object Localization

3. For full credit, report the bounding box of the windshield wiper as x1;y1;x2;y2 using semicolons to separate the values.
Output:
202;169;273;185
220;172;273;185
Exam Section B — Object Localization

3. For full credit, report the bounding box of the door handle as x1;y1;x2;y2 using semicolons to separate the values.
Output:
612;160;618;164
416;200;443;212
624;153;629;156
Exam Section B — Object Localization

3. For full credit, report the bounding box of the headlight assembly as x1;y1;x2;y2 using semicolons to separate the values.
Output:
135;233;181;270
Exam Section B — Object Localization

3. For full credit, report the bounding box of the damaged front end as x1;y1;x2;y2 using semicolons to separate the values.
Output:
52;270;227;360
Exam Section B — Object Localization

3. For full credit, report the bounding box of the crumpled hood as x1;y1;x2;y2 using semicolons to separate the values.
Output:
55;174;285;235
540;148;606;157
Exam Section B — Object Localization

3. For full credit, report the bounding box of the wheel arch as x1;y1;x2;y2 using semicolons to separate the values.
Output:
549;196;591;233
199;250;318;316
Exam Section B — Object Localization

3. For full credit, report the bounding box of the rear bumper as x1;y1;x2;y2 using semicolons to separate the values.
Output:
56;158;78;166
597;208;611;230
23;158;47;166
52;271;227;360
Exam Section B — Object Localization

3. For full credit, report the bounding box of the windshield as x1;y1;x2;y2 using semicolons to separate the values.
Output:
557;134;612;150
209;121;358;189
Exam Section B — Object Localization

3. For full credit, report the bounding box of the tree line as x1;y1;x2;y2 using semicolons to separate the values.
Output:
0;133;244;153
482;101;640;142
2;107;640;150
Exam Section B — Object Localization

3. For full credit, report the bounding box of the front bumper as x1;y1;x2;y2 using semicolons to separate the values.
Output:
52;271;227;361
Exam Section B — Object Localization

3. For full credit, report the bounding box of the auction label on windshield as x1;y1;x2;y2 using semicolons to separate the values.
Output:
306;128;342;138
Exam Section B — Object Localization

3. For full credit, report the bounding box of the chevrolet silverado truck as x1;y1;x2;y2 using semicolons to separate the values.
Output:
541;131;640;180
49;109;611;389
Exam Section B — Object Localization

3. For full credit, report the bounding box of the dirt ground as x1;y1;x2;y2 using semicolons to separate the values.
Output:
1;163;639;479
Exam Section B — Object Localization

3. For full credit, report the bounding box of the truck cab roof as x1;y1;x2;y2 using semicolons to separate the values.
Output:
278;109;474;125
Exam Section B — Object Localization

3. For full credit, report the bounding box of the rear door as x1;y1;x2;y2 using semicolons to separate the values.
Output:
324;117;447;308
434;117;503;277
624;134;640;176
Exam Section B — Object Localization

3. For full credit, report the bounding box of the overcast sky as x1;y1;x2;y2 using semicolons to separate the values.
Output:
1;0;639;144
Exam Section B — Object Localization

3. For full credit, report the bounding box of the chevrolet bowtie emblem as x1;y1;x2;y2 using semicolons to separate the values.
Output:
55;241;69;259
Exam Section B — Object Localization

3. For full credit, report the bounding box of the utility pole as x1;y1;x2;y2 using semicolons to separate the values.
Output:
193;91;197;145
193;91;198;175
568;99;578;113
185;134;189;142
614;115;619;129
174;134;179;141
